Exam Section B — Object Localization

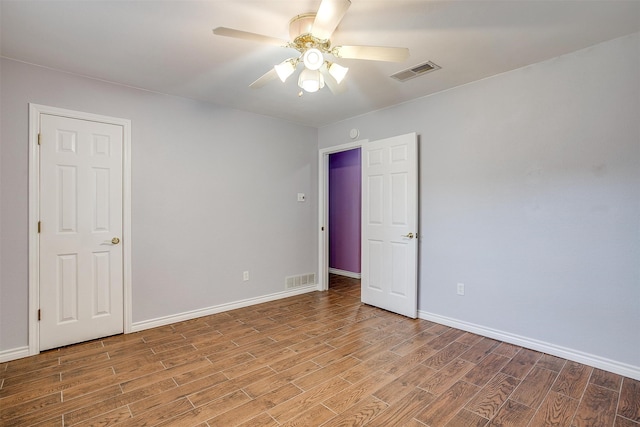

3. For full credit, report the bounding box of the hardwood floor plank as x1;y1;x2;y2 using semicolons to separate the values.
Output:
1;365;116;411
590;368;623;391
62;363;163;401
323;369;395;413
279;403;336;427
320;395;389;427
571;383;619;427
614;416;640;427
536;354;566;373
500;348;542;380
415;380;480;426
187;366;275;407
419;358;474;396
243;360;320;398
373;363;435;405
269;343;335;373
390;330;438;356
268;377;350;423
0;392;61;423
115;398;194;427
527;390;579;427
367;387;436;427
1;385;121;427
463;353;511;387
465;373;520;420
350;335;407;362
552;360;593;400
427;328;467;350
456;332;485;347
312;339;371;367
237;412;281;427
72;405;132;426
340;350;401;384
128;372;227;416
510;366;558;408
492;342;522;358
423;342;470;370
445;409;490;427
487;399;535;427
63;378;176;425
120;357;211;393
383;344;438;377
460;337;500;364
293;356;361;391
203;383;301;426
156;389;251;426
618;378;640;422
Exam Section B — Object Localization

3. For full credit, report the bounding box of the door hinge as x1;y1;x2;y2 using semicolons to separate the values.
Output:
38;309;41;321
38;133;42;145
38;221;41;233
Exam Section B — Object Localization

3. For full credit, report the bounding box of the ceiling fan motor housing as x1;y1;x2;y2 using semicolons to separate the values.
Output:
289;13;332;53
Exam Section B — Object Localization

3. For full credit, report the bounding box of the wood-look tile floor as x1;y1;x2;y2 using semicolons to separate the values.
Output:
1;275;639;427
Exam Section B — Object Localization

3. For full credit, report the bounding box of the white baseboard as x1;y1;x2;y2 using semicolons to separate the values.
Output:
0;346;30;363
328;268;361;279
132;284;319;333
419;310;640;381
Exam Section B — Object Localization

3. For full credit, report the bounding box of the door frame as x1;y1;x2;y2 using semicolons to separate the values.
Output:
317;139;367;291
28;103;132;355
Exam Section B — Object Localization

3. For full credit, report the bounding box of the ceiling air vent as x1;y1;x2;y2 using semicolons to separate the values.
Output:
391;61;441;82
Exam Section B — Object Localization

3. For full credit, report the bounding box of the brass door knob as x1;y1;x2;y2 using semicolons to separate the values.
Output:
111;237;120;244
402;233;414;239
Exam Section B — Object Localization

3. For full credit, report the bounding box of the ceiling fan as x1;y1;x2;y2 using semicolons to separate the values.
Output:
212;0;409;94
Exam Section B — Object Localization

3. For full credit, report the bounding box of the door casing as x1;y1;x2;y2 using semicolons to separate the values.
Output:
28;103;132;355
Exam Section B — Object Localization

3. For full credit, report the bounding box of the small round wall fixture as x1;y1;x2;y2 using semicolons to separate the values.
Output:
349;128;359;139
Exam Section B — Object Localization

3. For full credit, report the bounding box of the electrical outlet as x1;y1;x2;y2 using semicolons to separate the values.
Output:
457;283;465;296
243;271;249;281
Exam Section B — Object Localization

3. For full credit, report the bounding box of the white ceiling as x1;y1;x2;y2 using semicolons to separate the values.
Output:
1;0;639;127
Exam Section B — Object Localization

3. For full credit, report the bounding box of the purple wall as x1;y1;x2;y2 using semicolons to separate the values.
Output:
329;148;361;273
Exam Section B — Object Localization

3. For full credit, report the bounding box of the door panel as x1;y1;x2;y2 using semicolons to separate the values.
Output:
361;133;418;318
40;114;124;350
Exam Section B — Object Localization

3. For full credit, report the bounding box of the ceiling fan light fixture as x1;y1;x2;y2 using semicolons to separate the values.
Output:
328;62;349;84
274;59;296;82
298;68;325;93
303;48;324;71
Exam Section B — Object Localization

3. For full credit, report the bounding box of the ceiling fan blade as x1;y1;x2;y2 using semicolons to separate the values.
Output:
213;27;289;47
333;45;409;62
312;0;351;40
249;68;278;89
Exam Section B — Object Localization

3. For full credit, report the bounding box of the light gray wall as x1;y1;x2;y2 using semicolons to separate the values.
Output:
0;58;318;351
320;34;640;367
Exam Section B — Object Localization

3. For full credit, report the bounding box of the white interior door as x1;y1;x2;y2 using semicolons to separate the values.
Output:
39;114;124;350
361;132;418;318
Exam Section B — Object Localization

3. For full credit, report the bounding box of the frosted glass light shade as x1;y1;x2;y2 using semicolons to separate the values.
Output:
328;63;349;84
298;68;325;93
274;60;295;82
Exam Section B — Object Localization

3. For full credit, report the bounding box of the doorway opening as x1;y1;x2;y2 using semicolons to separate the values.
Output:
318;140;366;292
328;148;361;292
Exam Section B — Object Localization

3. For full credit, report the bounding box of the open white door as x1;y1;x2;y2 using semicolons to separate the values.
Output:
361;133;418;318
39;113;124;350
